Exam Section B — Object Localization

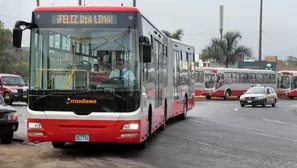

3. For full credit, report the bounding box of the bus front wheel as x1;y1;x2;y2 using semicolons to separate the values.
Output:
52;142;65;148
224;90;231;100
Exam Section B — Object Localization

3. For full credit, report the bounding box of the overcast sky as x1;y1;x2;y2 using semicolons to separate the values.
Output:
1;0;297;59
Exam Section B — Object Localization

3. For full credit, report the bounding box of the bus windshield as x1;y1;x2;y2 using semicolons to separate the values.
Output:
277;75;290;89
29;11;140;93
205;73;215;88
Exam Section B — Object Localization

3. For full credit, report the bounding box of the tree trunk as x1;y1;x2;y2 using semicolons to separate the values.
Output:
225;56;228;68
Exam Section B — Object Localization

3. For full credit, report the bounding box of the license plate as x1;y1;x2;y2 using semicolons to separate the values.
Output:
75;134;89;142
23;95;27;98
247;100;252;103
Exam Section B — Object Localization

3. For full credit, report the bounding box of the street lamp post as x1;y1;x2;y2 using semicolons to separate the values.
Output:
258;0;263;69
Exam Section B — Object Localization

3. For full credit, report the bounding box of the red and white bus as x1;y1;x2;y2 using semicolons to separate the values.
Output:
12;6;195;149
194;67;204;97
195;67;277;99
276;70;297;99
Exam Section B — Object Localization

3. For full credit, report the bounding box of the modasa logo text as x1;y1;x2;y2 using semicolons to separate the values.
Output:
65;98;97;104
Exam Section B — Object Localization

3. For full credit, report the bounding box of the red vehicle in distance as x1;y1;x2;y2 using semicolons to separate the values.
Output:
0;74;28;105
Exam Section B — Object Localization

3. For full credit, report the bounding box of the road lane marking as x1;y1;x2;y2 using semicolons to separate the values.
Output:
245;131;297;143
234;107;240;112
263;118;287;125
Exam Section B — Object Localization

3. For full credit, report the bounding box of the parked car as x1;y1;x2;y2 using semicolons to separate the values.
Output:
0;74;28;105
0;95;18;144
239;84;278;107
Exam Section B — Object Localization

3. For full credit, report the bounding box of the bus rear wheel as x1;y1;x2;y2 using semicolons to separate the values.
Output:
206;96;211;100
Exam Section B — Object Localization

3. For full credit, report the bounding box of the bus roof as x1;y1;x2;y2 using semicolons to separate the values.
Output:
198;67;276;73
170;38;195;49
33;6;139;12
278;70;297;76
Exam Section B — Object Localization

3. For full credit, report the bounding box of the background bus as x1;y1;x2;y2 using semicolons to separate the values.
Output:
276;70;297;99
12;6;195;149
194;67;204;97
198;67;277;99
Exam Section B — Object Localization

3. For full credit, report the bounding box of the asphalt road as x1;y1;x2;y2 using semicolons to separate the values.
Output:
11;99;297;168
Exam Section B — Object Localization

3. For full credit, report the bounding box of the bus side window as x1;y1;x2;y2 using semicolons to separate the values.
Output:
248;73;256;83
240;73;248;83
224;72;231;84
256;74;263;84
271;74;276;84
263;74;270;84
232;72;240;83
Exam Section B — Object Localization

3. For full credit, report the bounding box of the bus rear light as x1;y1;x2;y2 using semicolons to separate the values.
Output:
121;133;138;138
28;122;42;128
28;132;44;136
122;123;139;130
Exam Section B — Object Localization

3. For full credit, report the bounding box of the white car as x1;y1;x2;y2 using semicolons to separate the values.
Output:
239;85;278;107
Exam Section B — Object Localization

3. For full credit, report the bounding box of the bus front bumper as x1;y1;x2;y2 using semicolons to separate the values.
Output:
27;118;143;144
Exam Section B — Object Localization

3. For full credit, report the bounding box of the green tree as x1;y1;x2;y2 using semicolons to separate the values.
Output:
200;31;252;67
161;29;184;40
12;62;29;81
0;21;17;73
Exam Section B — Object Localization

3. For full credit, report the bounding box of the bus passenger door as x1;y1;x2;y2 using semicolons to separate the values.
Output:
216;73;224;89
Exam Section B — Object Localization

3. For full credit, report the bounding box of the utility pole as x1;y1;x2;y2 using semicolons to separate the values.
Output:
78;0;82;5
133;0;136;7
219;5;224;40
258;0;263;69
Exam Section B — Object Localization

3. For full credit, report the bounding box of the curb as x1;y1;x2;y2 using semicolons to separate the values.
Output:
195;96;238;100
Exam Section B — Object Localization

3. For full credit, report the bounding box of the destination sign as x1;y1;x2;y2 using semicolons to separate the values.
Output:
52;14;117;24
33;12;136;28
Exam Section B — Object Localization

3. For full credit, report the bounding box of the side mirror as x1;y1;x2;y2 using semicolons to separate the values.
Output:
143;44;152;63
139;36;152;63
13;28;23;48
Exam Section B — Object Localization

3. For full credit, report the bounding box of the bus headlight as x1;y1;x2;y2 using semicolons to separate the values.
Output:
28;122;42;128
122;123;139;130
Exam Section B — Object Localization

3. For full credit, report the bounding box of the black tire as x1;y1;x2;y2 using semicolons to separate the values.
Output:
4;93;13;105
138;139;148;149
240;104;245;107
289;96;294;100
159;111;166;132
138;110;152;149
272;99;276;107
180;99;188;120
224;90;231;100
52;142;66;148
1;132;13;144
206;96;211;100
262;99;267;107
252;105;256;107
